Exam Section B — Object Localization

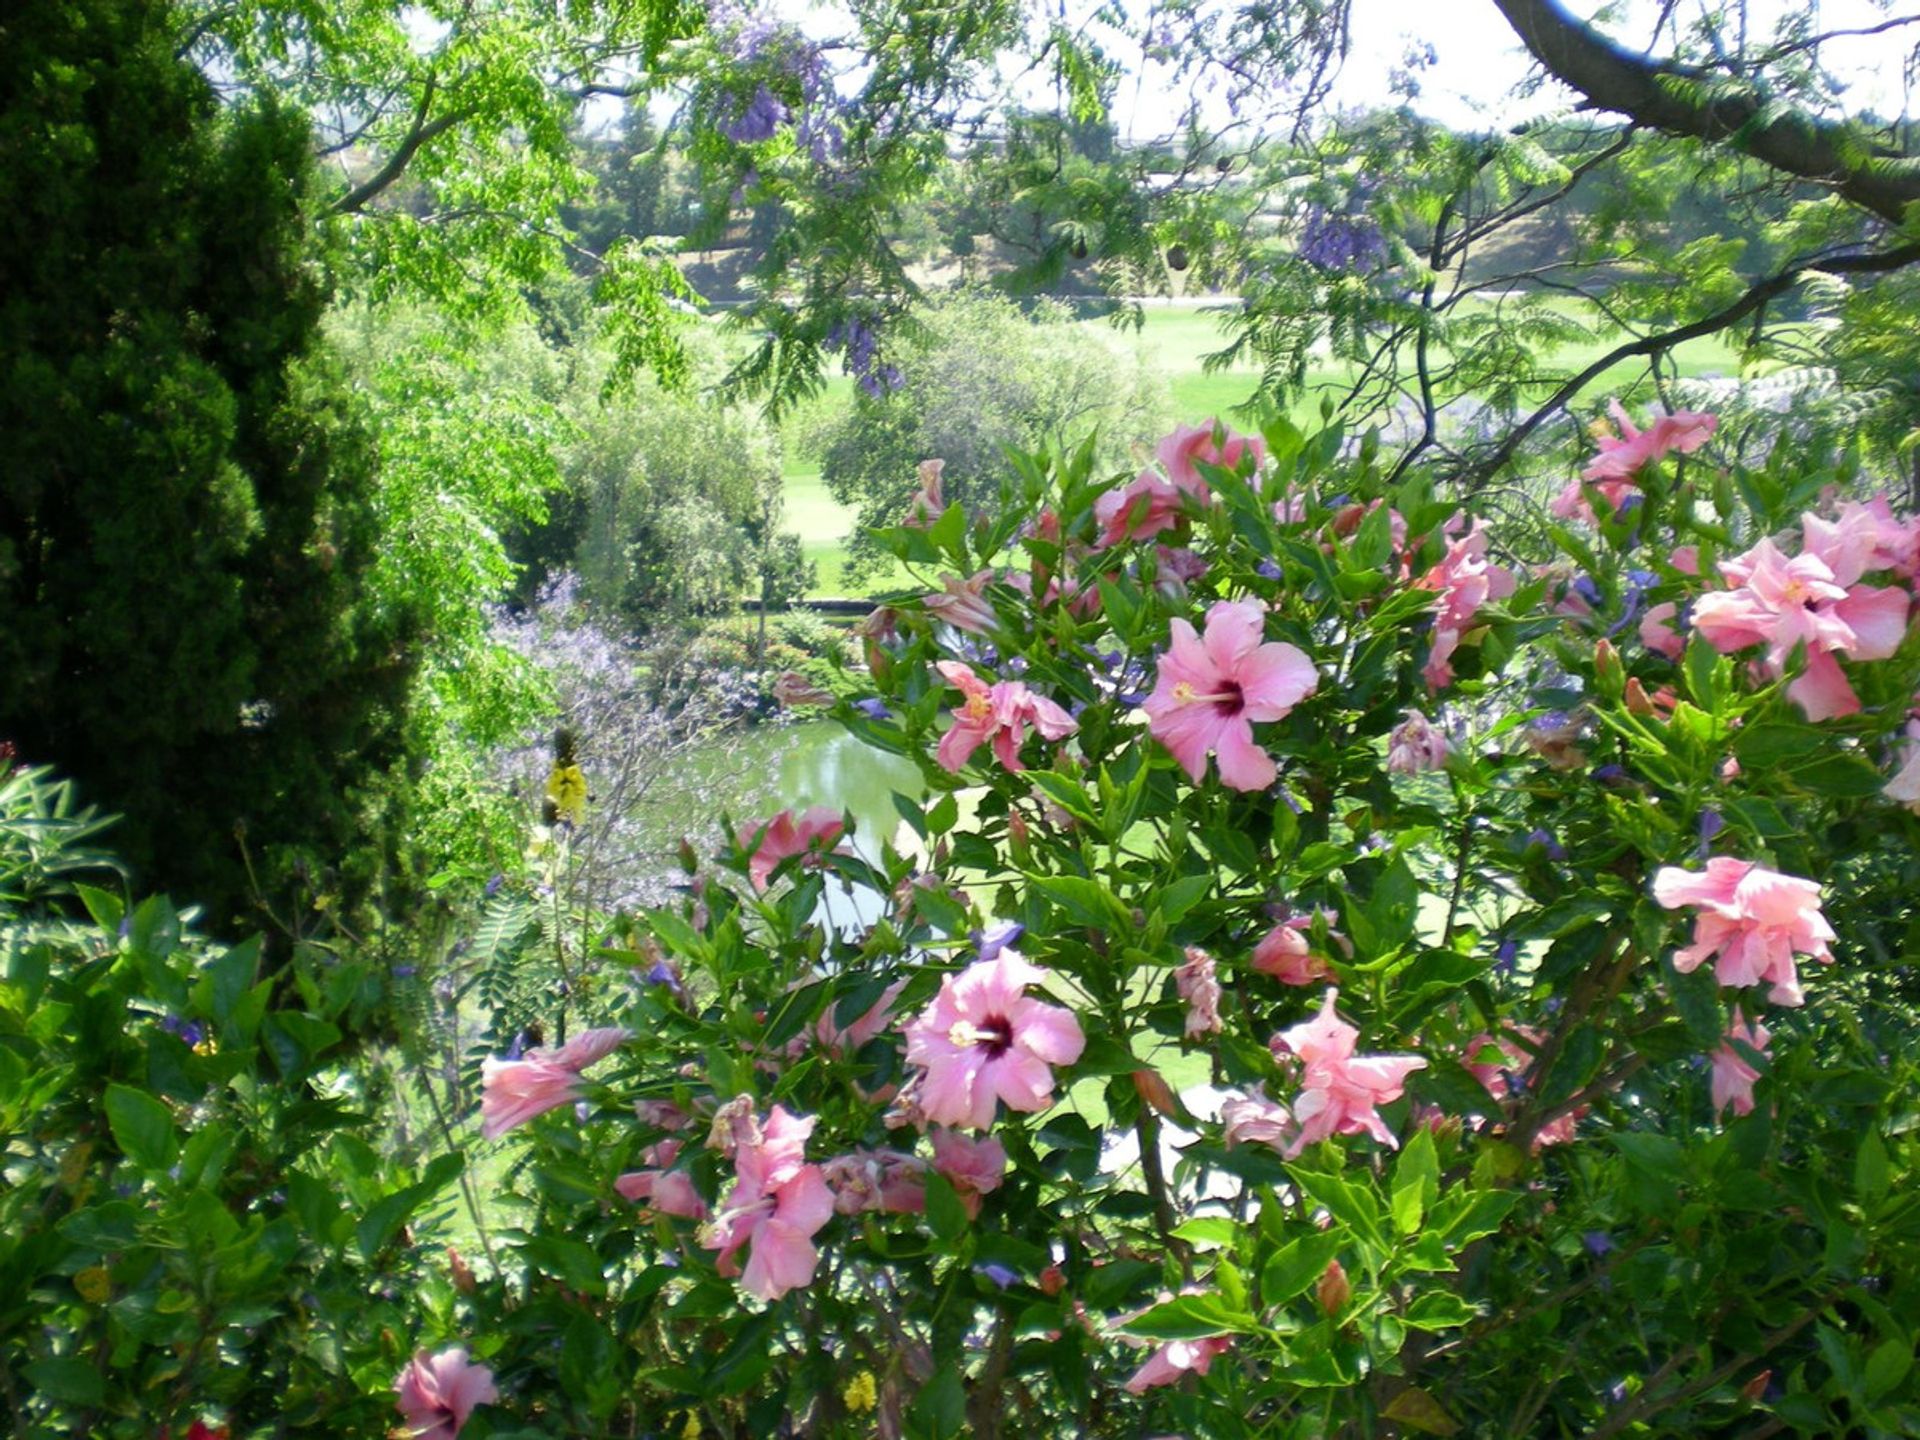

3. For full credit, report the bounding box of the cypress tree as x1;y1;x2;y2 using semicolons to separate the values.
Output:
0;0;425;926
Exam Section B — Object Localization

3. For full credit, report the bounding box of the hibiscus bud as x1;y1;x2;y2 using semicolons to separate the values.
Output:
447;1246;476;1294
1593;639;1624;699
1132;1068;1179;1117
1624;677;1656;716
1315;1259;1350;1317
1038;1264;1067;1296
677;837;698;874
1739;1370;1771;1404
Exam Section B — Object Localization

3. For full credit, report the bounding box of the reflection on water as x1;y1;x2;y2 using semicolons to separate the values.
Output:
676;721;926;855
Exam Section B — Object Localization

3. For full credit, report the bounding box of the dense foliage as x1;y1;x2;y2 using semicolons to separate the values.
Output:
0;0;428;925
364;415;1920;1438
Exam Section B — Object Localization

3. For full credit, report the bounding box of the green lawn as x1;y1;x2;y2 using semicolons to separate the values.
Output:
778;297;1752;598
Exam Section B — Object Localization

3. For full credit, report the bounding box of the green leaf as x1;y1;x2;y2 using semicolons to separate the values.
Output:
1122;1291;1255;1340
908;1369;968;1440
1260;1232;1343;1305
1170;1216;1238;1250
926;792;960;835
1287;1165;1386;1250
24;1357;103;1408
1391;1127;1439;1236
1157;874;1212;925
1864;1336;1912;1399
1855;1130;1890;1202
1402;1289;1480;1332
72;882;124;934
924;1171;969;1245
194;936;261;1026
105;1084;177;1173
1026;873;1126;929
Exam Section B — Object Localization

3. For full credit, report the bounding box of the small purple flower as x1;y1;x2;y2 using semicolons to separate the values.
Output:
854;697;892;720
505;1030;530;1061
1606;1380;1629;1406
1256;559;1284;581
1696;808;1724;860
1523;828;1567;862
972;922;1025;964
485;873;505;898
1592;764;1628;785
1493;940;1519;975
720;84;789;144
1583;1231;1615;1257
393;964;417;980
160;1014;205;1048
975;1263;1018;1290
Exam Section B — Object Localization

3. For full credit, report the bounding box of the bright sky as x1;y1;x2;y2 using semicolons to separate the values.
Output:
1323;0;1916;131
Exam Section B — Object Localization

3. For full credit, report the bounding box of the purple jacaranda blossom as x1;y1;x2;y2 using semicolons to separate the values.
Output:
1494;940;1519;975
1584;1231;1615;1256
1256;559;1284;580
854;697;892;720
975;1263;1018;1289
720;84;790;143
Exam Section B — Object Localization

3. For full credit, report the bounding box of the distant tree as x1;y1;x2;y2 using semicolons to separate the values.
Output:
0;0;429;926
815;289;1171;580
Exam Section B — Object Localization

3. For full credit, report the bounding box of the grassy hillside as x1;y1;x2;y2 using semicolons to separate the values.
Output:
781;298;1747;598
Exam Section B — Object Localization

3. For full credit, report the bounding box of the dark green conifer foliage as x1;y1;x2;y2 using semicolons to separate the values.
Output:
0;0;424;926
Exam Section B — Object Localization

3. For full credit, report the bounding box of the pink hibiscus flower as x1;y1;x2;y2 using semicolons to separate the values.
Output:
737;806;847;890
821;1148;928;1216
1273;989;1427;1157
479;1028;630;1139
1250;916;1336;986
616;1138;708;1220
394;1347;498;1440
1176;946;1223;1038
902;951;1086;1129
1464;1027;1582;1149
1157;420;1264;495
1124;1335;1234;1394
1386;709;1449;774
1583;399;1717;483
1220;1087;1292;1149
1094;470;1189;549
1414;519;1516;690
1690;536;1910;721
1710;1007;1771;1118
924;570;998;635
929;1128;1009;1218
700;1103;836;1301
1143;599;1318;791
934;661;1078;773
904;458;946;527
1651;857;1835;1006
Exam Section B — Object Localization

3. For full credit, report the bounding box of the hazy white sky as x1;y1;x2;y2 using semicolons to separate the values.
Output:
1328;0;1916;130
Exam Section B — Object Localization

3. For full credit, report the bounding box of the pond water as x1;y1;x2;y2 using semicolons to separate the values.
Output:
674;719;926;864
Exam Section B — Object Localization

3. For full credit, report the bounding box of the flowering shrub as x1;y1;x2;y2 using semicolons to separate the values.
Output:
84;412;1915;1437
403;411;1920;1437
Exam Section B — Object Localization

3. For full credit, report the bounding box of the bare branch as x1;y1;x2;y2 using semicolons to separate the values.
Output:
1491;0;1920;225
1463;239;1920;481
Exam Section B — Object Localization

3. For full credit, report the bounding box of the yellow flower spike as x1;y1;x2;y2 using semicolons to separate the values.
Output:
545;762;588;827
680;1410;702;1440
842;1371;878;1415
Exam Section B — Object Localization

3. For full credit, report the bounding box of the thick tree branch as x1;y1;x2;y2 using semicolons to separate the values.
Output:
1464;239;1920;480
330;75;478;216
1490;0;1920;225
